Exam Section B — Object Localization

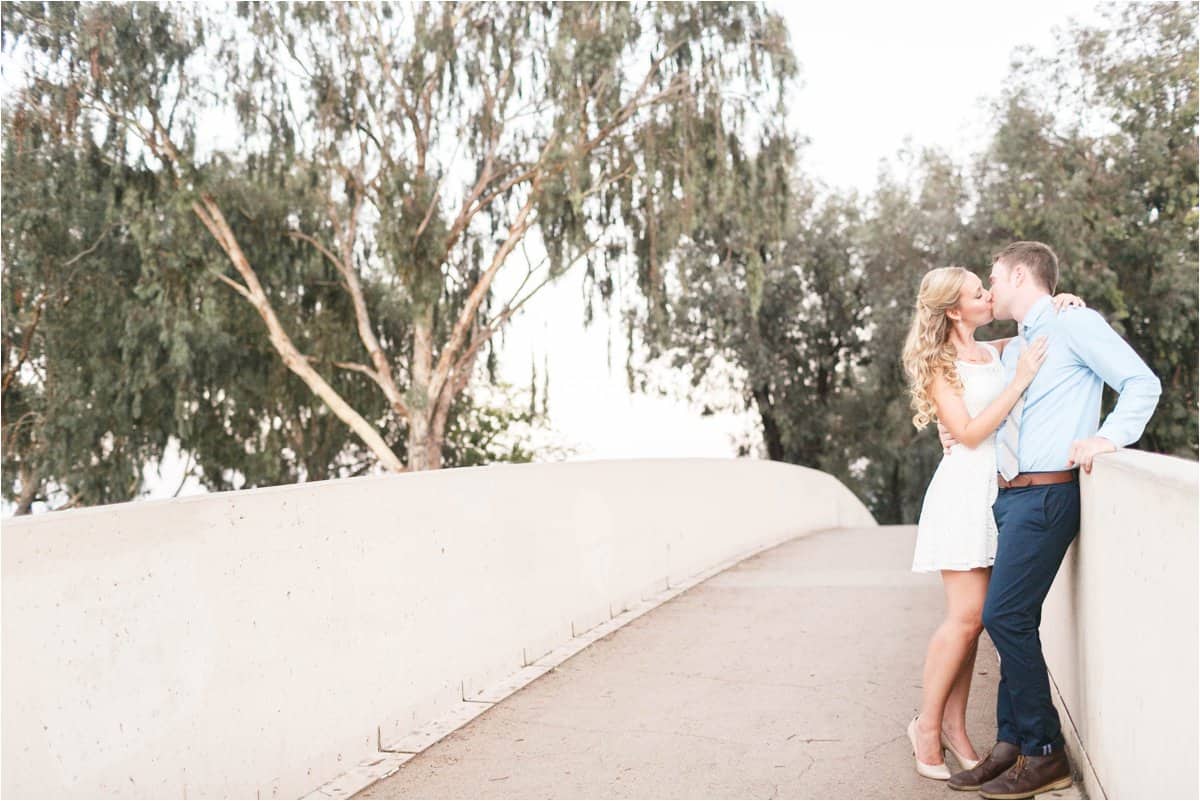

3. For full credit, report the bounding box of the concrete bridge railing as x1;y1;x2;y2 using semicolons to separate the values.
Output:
2;458;875;799
5;452;1195;799
1042;450;1198;800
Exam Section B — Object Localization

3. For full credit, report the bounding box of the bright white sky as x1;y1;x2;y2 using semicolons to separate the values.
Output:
12;1;1110;510
783;1;1103;191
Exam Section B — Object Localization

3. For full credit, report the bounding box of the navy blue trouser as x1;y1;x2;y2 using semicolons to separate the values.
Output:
985;481;1080;756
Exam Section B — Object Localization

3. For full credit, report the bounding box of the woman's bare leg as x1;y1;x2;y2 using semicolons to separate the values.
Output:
913;567;989;764
942;566;991;760
941;636;981;761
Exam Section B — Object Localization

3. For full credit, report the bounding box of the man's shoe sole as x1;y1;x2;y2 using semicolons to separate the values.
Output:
978;775;1073;799
947;778;983;791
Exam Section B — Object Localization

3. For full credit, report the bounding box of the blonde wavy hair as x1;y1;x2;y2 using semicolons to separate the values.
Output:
901;266;970;430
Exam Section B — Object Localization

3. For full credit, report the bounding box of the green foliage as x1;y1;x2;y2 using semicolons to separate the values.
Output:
1;106;171;512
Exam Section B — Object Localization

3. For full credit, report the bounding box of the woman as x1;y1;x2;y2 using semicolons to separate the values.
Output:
899;266;1083;780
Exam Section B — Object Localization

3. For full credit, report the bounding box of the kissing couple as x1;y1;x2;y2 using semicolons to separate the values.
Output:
900;242;1161;799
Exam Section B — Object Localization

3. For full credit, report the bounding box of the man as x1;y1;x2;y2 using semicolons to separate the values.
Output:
939;241;1161;799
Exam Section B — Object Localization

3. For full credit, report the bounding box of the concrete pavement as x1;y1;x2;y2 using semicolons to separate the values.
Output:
354;526;1082;799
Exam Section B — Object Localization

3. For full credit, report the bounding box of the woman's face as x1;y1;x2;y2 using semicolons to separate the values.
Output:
953;272;994;327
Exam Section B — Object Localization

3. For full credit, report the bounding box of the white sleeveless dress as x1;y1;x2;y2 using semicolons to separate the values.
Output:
911;342;1007;573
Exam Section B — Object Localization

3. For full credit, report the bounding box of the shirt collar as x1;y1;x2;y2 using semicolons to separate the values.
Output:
1021;294;1054;338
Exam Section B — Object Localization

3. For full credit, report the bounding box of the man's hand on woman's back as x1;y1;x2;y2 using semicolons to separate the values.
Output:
937;421;958;454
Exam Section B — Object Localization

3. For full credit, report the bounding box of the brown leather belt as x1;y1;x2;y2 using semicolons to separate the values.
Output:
996;470;1078;490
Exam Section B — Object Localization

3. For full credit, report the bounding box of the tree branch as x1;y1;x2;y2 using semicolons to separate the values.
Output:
210;270;255;303
2;299;44;397
286;230;343;272
577;41;690;156
287;229;411;420
431;232;602;442
429;184;539;407
191;193;407;471
3;221;121;396
437;64;515;259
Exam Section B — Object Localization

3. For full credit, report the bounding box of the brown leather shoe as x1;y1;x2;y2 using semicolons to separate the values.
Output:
947;741;1019;791
978;751;1073;799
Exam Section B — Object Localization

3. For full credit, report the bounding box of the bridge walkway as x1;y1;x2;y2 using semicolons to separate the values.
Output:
355;526;1080;800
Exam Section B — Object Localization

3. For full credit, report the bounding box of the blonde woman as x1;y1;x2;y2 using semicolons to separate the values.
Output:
899;266;1083;781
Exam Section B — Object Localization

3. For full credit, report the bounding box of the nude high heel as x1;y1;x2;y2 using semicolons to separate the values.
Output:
907;716;951;780
941;729;982;770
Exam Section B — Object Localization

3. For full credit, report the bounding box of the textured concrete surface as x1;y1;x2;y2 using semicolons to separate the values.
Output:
3;459;873;799
356;526;1083;799
1043;450;1198;800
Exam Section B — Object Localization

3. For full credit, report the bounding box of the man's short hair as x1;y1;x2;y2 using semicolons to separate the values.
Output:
993;241;1059;293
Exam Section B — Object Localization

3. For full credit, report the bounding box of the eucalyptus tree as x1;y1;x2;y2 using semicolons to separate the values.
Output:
5;1;795;475
0;98;422;512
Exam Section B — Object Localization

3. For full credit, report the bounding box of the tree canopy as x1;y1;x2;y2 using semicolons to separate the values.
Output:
2;1;794;510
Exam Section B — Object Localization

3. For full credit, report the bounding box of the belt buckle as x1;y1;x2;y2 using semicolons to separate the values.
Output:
998;472;1030;489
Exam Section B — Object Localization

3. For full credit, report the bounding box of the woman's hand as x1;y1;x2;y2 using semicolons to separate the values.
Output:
1052;293;1086;312
1015;336;1049;386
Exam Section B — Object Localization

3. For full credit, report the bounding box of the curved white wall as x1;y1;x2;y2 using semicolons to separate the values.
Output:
2;458;875;799
1042;450;1198;800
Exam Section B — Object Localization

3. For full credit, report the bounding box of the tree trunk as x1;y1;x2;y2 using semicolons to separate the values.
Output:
408;304;442;471
884;459;902;525
406;411;439;471
14;463;37;516
752;384;785;462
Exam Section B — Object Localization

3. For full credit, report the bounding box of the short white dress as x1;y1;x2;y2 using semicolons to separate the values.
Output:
911;342;1006;573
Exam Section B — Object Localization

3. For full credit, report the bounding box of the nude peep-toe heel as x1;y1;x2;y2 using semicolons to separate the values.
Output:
940;729;982;770
907;716;951;780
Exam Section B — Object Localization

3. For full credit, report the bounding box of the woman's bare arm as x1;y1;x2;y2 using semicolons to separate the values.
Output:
930;373;1029;449
930;337;1048;448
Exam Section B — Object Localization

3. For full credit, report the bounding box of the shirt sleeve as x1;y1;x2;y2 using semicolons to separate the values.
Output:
1062;308;1162;446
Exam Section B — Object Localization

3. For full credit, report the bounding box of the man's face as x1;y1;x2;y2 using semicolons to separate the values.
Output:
988;259;1015;320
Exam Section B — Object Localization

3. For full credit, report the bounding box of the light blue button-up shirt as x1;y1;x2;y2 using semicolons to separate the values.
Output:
999;294;1162;472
